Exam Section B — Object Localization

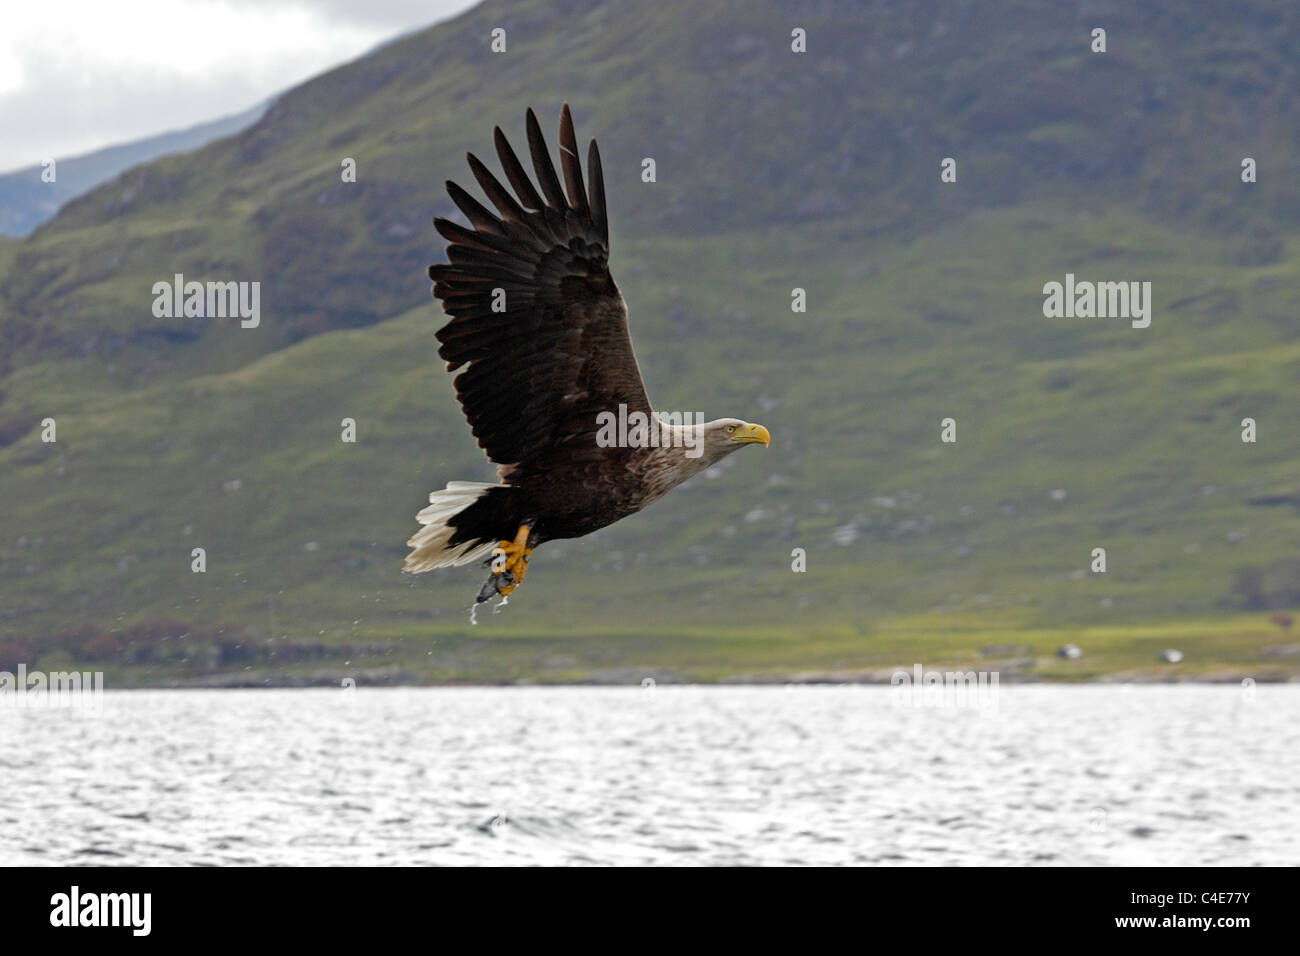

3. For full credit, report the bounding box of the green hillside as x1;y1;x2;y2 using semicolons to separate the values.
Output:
2;0;1300;684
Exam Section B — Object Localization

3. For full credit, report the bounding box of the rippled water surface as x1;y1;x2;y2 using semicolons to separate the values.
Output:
2;685;1296;865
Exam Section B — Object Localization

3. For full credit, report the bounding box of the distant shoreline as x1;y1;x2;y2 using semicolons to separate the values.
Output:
95;668;1299;689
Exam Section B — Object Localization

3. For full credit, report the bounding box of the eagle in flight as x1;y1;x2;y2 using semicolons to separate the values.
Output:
405;105;770;603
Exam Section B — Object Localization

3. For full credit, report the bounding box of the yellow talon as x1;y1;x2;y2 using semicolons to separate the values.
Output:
490;526;532;596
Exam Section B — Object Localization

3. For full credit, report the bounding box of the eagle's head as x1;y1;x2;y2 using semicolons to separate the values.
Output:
701;418;770;463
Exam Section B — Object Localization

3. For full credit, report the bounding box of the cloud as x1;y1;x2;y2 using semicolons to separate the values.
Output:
0;0;476;172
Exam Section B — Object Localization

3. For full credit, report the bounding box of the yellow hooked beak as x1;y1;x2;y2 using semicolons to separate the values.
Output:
731;422;771;446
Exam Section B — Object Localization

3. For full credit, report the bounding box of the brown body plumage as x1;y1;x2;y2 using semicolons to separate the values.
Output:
405;106;769;599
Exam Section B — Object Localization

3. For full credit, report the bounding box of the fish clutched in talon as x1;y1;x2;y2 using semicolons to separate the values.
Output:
404;105;769;606
476;526;532;602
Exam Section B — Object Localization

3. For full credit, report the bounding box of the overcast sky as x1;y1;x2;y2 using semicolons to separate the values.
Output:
0;0;479;173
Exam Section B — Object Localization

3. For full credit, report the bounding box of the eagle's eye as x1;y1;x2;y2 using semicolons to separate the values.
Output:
726;424;736;433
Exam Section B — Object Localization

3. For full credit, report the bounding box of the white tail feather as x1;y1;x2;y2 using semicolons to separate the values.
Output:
404;481;499;573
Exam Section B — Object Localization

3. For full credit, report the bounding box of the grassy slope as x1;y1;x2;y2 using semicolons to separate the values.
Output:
4;206;1300;681
2;1;1300;682
4;0;1297;376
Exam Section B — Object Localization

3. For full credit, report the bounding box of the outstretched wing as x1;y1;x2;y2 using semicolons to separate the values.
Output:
430;104;651;477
